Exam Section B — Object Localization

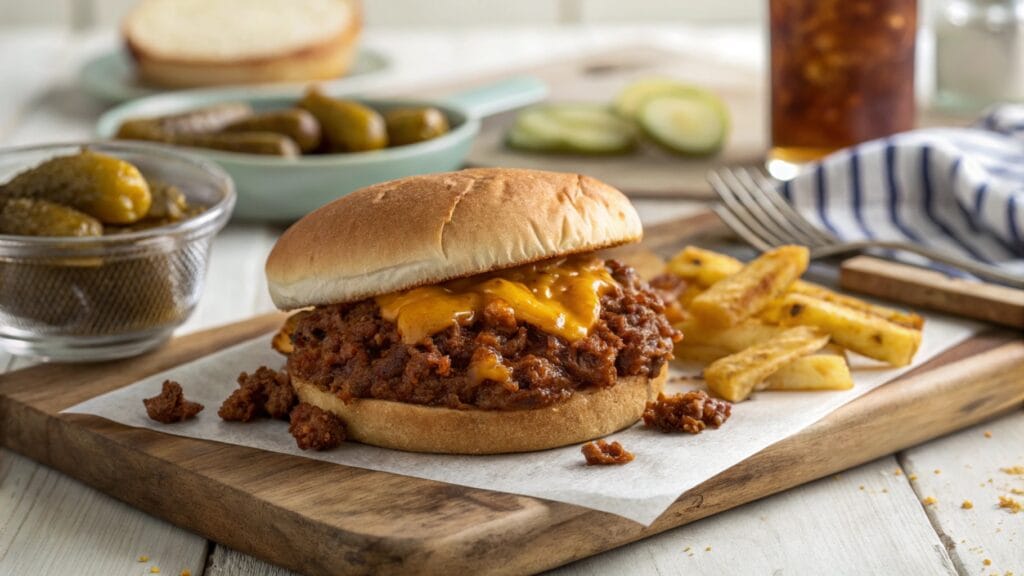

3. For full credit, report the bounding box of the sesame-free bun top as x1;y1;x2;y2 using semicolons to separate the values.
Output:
265;168;643;309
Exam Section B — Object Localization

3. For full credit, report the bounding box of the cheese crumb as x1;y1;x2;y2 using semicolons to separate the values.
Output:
181;571;192;576
705;546;712;552
909;474;919;481
998;496;1022;514
138;556;150;563
934;469;942;475
984;431;992;438
962;500;974;509
1011;488;1024;496
859;485;865;491
984;559;992;566
1001;466;1024;475
151;568;161;574
894;469;903;476
684;546;691;552
923;496;937;506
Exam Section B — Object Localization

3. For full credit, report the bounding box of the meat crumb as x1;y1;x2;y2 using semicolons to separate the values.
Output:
962;500;974;509
218;366;296;422
581;440;634;465
998;495;1022;514
288;403;346;451
143;381;204;424
642;391;731;434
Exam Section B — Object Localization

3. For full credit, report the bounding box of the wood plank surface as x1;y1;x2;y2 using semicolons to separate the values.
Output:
899;411;1024;576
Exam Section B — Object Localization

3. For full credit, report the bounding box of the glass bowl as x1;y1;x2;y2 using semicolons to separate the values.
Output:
0;142;235;362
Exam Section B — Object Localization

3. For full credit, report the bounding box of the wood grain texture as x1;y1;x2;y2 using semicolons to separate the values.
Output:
0;449;207;576
550;456;956;576
839;256;1024;329
899;411;1024;576
0;317;1020;575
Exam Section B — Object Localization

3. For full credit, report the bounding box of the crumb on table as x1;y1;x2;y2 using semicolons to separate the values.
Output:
581;440;634;465
922;496;937;506
962;500;974;509
998;495;1022;514
218;366;295;422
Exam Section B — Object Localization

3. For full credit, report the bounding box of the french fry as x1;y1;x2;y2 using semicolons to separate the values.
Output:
667;247;923;330
676;317;784;352
666;246;742;287
766;345;853;391
704;326;830;402
789;281;924;330
689;245;810;328
768;293;922;366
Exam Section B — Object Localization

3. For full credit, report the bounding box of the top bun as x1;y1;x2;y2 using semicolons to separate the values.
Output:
124;0;360;88
266;168;643;309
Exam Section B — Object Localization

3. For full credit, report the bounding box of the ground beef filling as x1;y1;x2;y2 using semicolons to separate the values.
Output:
287;261;681;411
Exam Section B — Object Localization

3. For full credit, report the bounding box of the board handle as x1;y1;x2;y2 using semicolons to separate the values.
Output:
443;76;548;119
839;256;1024;329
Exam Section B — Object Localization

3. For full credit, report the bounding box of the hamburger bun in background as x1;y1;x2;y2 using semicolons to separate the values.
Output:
267;168;677;454
124;0;362;88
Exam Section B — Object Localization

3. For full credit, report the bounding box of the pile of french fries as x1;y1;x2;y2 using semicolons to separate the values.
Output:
665;245;924;402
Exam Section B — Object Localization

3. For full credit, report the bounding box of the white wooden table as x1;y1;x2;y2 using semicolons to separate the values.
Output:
0;25;1020;576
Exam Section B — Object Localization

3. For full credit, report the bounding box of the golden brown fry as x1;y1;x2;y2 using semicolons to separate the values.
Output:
675;317;784;352
704;326;830;402
789;281;924;330
766;345;853;391
666;246;742;287
689;245;809;328
768;293;922;366
272;310;311;355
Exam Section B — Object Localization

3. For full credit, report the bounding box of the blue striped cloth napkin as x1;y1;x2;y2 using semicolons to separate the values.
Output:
781;105;1024;276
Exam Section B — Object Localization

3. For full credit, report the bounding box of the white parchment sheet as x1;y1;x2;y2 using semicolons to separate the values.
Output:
65;312;979;525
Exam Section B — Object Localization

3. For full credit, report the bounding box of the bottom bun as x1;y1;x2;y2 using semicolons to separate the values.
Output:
292;366;667;454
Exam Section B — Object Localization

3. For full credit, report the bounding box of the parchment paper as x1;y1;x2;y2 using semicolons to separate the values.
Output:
64;312;979;526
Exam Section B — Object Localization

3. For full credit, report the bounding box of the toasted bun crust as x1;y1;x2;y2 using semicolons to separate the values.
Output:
265;168;643;309
124;0;361;88
293;365;666;454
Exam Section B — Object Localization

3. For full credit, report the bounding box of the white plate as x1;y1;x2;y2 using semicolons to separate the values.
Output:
79;48;390;104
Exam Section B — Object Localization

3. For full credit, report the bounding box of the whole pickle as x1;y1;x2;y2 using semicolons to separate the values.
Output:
222;109;322;153
0;197;103;237
146;181;189;220
115;119;168;142
140;103;255;135
170;132;300;157
0;150;151;224
385;107;450;146
298;88;388;153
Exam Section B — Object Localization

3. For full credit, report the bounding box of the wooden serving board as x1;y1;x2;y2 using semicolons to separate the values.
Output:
1;216;1022;576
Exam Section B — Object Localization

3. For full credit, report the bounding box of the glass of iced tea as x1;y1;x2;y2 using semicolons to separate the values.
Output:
768;0;917;178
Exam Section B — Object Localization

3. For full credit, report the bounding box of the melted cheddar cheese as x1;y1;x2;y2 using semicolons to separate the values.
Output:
375;256;618;346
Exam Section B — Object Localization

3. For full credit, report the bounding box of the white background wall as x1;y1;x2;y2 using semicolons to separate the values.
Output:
0;0;764;29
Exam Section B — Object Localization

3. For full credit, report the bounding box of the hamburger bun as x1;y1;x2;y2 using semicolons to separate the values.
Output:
124;0;361;88
292;366;667;454
265;168;643;309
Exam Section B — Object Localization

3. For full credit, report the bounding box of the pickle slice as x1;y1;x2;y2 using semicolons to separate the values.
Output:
613;77;696;119
505;104;636;155
637;93;729;156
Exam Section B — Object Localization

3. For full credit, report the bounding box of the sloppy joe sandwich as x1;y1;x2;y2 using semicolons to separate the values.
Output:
265;168;681;454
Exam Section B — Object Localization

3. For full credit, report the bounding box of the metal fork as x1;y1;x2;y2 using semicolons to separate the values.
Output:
707;166;1024;288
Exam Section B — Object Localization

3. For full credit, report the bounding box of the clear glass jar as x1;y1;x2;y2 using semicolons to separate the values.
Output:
934;0;1024;112
768;0;918;178
0;142;235;362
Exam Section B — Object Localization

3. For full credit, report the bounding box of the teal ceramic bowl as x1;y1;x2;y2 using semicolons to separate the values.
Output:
96;77;547;221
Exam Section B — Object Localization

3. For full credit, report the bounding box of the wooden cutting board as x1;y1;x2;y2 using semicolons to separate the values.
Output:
395;45;768;199
0;214;1022;576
